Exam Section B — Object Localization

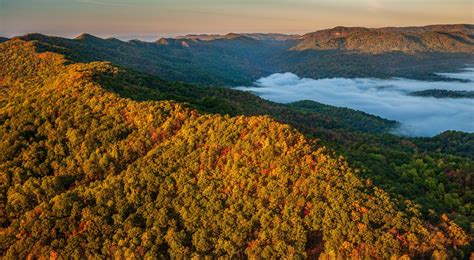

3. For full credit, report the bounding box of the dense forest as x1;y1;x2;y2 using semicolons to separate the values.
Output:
293;25;474;53
66;37;474;238
0;36;473;258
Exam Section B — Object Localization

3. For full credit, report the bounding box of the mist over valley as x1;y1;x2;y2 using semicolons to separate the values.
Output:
237;68;474;136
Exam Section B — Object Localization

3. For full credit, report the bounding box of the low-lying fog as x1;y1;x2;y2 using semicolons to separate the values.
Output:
237;68;474;137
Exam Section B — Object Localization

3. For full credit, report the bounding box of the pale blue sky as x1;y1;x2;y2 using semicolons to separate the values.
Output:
1;0;472;40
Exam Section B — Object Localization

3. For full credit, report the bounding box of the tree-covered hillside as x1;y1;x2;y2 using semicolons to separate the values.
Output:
79;45;474;237
293;25;474;53
15;27;474;86
18;33;289;86
0;39;470;258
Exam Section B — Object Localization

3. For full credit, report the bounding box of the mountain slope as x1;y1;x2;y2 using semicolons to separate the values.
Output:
293;25;474;53
91;64;397;134
0;39;469;258
3;36;473;235
378;24;474;34
81;42;474;236
277;49;472;80
18;32;289;86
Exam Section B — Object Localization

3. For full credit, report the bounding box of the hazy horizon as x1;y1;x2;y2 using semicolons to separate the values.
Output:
2;23;473;42
1;0;473;40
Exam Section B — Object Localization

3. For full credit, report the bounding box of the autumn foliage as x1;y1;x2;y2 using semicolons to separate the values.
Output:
0;40;469;258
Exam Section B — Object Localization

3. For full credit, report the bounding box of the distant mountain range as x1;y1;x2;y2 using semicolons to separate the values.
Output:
4;24;473;86
175;33;300;41
172;24;474;49
162;24;474;53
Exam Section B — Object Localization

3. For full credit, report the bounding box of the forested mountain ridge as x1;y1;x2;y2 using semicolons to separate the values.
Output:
12;24;474;86
175;24;474;45
0;39;470;258
17;32;286;86
377;24;474;34
294;24;474;53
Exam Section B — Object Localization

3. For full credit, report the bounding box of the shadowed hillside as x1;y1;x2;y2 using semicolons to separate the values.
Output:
17;32;290;86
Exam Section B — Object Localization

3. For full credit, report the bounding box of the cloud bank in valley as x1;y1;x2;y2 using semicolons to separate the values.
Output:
436;67;474;82
236;69;474;137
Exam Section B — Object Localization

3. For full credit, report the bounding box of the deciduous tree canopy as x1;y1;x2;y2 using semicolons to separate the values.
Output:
0;40;470;258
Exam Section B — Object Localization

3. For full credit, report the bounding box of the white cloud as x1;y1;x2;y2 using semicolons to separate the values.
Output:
236;69;474;137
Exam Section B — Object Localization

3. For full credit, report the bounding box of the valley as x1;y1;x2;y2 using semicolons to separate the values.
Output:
237;68;474;136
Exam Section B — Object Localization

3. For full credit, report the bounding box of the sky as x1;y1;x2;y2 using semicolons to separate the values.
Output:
0;0;473;40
